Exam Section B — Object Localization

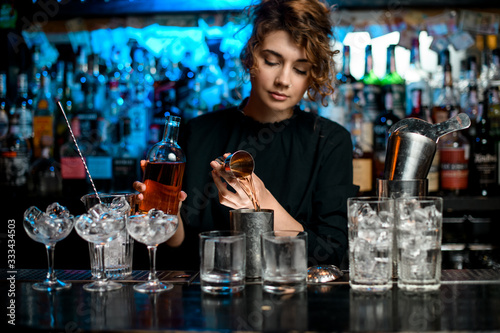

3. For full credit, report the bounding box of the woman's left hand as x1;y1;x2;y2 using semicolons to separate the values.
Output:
209;153;267;210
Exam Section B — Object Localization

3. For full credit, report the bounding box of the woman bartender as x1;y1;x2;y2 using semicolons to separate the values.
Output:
134;0;359;270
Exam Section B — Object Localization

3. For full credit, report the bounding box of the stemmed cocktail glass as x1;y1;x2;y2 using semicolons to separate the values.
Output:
23;203;75;291
127;209;178;293
75;202;128;292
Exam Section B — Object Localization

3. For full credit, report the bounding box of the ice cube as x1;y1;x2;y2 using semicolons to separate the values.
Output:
24;206;43;226
88;204;110;220
376;230;391;247
353;238;376;273
111;196;131;216
34;215;54;238
358;229;377;243
46;202;70;218
411;207;429;225
360;203;377;224
378;210;393;229
148;209;165;219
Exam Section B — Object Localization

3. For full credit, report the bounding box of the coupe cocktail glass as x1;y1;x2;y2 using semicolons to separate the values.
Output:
126;209;178;293
23;203;75;291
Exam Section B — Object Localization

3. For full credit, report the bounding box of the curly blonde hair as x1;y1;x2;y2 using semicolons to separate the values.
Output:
240;0;338;106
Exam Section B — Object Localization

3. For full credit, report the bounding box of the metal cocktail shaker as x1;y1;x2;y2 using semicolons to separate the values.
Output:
230;209;274;279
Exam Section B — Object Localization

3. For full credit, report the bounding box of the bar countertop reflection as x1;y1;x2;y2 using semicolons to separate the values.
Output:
2;268;500;332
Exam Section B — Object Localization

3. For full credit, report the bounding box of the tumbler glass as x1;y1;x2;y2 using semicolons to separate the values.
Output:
199;230;246;294
396;196;443;292
261;230;308;294
348;197;394;292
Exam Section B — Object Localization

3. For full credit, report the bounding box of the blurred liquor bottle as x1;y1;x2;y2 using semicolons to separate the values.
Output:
432;52;455;125
112;116;139;193
430;49;449;107
54;62;73;162
86;116;113;193
484;64;500;189
373;91;400;184
73;47;98;144
29;136;63;198
405;36;431;118
460;56;480;141
11;72;34;142
59;116;90;199
0;112;31;198
470;104;498;196
350;100;373;196
486;48;500;147
381;44;405;119
33;69;55;158
361;44;383;124
337;45;360;126
434;59;470;196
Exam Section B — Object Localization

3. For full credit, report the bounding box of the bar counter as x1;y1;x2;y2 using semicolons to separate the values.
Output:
2;268;500;332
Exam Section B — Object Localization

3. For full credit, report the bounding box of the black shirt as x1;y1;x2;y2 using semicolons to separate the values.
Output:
156;103;358;270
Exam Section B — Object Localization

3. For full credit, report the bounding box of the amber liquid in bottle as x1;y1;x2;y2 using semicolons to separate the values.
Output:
139;161;186;215
139;115;186;215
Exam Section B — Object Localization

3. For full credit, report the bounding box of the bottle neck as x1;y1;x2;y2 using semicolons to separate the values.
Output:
411;89;423;117
410;40;420;66
343;47;351;75
443;67;454;88
162;117;180;144
386;46;396;74
18;74;28;96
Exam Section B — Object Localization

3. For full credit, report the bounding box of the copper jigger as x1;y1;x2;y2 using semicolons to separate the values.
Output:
215;150;254;178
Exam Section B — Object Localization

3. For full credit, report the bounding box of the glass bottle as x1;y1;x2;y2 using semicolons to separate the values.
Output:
86;115;112;193
470;104;498;196
461;56;480;140
11;72;33;141
486;86;500;188
33;69;55;158
337;45;361;126
430;49;449;106
0;112;31;198
59;116;90;198
405;37;431;117
433;58;470;196
373;91;401;183
350;101;373;196
139;115;186;215
381;44;406;119
432;55;456;124
438;112;470;197
112;116;139;193
29;137;63;198
361;44;383;123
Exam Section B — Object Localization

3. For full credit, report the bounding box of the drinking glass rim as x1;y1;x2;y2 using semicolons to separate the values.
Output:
261;230;307;239
129;213;178;220
199;230;245;239
81;192;135;201
348;196;394;201
394;196;443;203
